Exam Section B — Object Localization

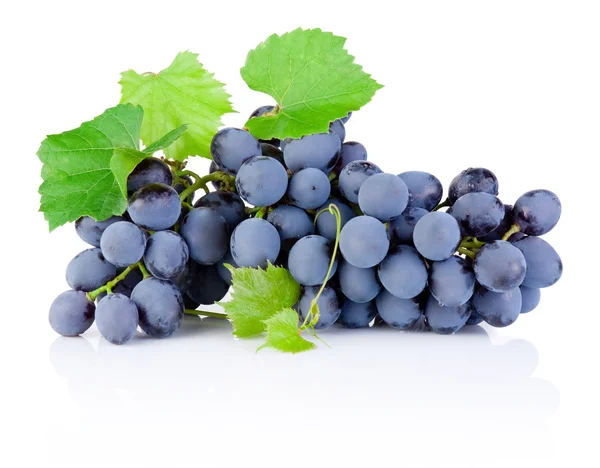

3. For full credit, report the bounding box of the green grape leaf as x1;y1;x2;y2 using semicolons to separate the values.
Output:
241;28;383;140
143;124;188;154
110;148;151;198
257;308;316;353
120;52;235;161
219;263;301;338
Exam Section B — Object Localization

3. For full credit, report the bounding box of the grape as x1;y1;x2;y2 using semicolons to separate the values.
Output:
288;235;338;286
398;171;443;211
96;268;143;302
66;248;116;292
131;277;184;338
479;204;514;242
448;167;499;203
339;300;377;328
315;198;355;242
520;286;541;313
329;119;346;143
260;143;284;163
472;286;521;327
339;216;390;268
127;158;173;193
180;208;229;265
216;250;238;286
173;175;194;204
127;183;181;231
465;310;483;326
375;290;422;329
513;236;563;288
429;255;475;306
100;221;147;268
473;240;526;292
451;192;505;237
357;173;409;222
513;189;561;236
267;205;315;250
235;156;288;206
508;231;527;242
210;127;262;175
340;112;352;123
75;215;125;247
298;285;342;329
144;231;189;280
338;262;381;303
378;245;428;299
183;262;229;305
49;290;95;337
209;161;224;190
183;294;200;310
250;106;281;147
230;218;281;268
424;296;472;335
334;141;367;174
95;293;139;345
388;207;428;245
288;168;331;209
338;160;382;204
413;212;461;261
194;191;246;229
283;133;341;174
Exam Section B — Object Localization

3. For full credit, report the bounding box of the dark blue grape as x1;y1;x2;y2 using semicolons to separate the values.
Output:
127;183;181;231
66;248;116;292
513;236;563;288
210;127;262;175
315;198;355;241
398;171;443;211
144;230;189;280
338;160;383;204
127;158;172;194
329;119;346;143
100;221;146;268
474;240;526;292
183;262;229;305
260;143;284;163
131;277;184;338
479;204;514;242
298;285;342;329
378;245;427;299
209;161;224;190
236;156;288;206
288;168;331;209
334;141;367;174
508;231;527;242
340;216;390;268
75;215;125;247
429;256;475;306
413;212;461;261
216;250;238;286
513;189;561;236
338;262;381;303
267;205;315;251
49;290;95;336
376;290;422;329
95;293;139;345
425;296;472;334
388;207;428;245
230;218;280;268
358;173;409;222
472;286;521;327
448;167;499;203
194;191;246;229
465;310;483;325
180;208;229;265
284;133;341;174
173;175;194;204
288;235;337;286
520;286;541;313
339;300;377;328
451;192;505;237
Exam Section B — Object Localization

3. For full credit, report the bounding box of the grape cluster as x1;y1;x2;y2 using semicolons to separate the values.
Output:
49;107;563;344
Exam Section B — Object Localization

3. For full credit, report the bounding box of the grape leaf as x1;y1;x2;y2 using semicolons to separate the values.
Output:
120;52;235;161
241;28;383;140
143;124;188;154
110;148;151;198
257;308;316;353
219;263;301;338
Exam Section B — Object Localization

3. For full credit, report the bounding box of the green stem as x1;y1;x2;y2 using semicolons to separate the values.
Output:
502;223;521;241
457;247;476;259
459;237;486;250
182;201;194;211
184;309;229;319
138;262;151;279
87;263;142;301
254;207;268;219
246;206;263;215
176;170;235;200
433;198;451;211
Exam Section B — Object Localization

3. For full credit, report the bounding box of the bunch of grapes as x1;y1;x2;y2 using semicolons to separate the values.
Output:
49;106;563;344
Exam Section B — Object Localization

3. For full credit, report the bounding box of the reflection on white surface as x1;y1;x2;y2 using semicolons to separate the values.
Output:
48;317;559;467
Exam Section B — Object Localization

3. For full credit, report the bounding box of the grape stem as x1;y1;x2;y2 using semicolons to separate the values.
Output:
182;201;194;211
87;262;145;302
502;223;521;241
457;247;476;259
253;207;268;219
433;198;451;211
459;237;486;250
184;309;229;319
176;170;236;200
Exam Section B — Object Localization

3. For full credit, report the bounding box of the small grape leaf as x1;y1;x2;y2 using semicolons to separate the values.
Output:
120;52;235;161
241;28;383;140
218;263;301;338
143;124;188;154
257;308;316;353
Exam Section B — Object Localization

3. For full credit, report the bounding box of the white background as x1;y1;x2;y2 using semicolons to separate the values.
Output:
1;1;599;467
